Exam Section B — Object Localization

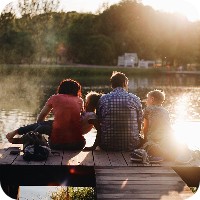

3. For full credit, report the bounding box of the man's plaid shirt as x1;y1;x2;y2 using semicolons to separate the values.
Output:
98;87;142;151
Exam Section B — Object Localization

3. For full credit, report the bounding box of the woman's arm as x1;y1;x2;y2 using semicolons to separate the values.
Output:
37;104;52;122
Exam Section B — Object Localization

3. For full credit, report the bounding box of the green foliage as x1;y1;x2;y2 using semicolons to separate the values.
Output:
68;187;95;200
0;0;200;66
50;187;69;200
50;187;95;200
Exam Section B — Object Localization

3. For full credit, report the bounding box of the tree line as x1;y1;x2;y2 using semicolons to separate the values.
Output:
0;0;200;67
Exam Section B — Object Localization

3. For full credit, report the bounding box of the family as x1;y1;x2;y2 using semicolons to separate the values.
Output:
6;71;192;163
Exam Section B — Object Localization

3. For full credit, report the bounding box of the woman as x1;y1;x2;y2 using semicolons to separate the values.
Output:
6;79;85;150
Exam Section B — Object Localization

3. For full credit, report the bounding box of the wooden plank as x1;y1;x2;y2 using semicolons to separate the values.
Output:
45;150;64;165
12;154;31;165
0;143;11;159
107;152;127;166
96;180;184;185
95;166;175;174
96;184;187;191
95;166;193;200
0;144;22;164
97;192;193;199
62;150;94;166
93;149;111;166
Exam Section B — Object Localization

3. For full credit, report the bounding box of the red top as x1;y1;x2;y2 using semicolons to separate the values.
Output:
46;94;84;144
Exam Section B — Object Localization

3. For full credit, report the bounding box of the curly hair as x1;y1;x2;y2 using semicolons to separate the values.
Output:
57;79;82;97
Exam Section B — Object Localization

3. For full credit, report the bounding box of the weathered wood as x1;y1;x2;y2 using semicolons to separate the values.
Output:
95;166;175;174
62;150;94;166
95;166;193;199
0;143;22;164
93;149;111;166
0;142;197;200
107;151;127;166
45;150;64;165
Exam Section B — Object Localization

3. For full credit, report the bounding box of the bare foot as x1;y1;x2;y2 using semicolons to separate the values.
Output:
6;131;17;143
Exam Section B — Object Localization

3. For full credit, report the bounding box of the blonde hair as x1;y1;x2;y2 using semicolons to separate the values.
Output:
147;89;165;104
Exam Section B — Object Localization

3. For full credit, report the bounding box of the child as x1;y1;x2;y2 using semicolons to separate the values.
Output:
82;91;102;151
81;91;102;134
142;89;192;163
143;89;172;146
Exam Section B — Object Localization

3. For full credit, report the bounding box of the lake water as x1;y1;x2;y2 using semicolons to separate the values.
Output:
1;68;200;150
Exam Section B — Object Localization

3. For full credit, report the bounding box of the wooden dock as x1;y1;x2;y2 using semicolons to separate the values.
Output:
0;133;199;199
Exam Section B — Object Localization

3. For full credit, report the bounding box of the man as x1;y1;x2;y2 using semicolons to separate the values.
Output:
98;71;142;151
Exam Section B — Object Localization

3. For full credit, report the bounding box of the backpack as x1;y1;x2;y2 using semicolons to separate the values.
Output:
22;131;51;161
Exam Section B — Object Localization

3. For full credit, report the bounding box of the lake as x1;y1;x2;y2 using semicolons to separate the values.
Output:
1;66;200;150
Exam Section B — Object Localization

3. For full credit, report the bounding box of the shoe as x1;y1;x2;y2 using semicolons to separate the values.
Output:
149;156;163;163
130;149;144;162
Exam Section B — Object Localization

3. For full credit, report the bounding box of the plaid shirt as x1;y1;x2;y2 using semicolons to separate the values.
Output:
98;87;142;151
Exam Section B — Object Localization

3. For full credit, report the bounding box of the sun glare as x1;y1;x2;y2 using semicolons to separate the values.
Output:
172;121;200;150
171;94;200;150
174;95;189;121
142;0;200;21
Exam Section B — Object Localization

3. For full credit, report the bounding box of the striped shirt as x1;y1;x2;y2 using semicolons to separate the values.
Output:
98;87;142;151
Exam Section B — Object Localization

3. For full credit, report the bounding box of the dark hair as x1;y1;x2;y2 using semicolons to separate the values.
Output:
57;79;82;97
110;71;128;88
85;91;102;109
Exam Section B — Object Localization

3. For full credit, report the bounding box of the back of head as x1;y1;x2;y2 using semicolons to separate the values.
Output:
148;89;165;105
110;71;128;88
85;91;102;111
57;79;82;97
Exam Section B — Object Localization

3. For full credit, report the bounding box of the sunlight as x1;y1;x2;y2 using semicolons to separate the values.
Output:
142;0;200;21
121;178;128;189
173;95;189;121
172;93;200;150
172;121;200;150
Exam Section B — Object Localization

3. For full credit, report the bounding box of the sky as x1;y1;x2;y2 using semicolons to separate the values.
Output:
0;0;200;22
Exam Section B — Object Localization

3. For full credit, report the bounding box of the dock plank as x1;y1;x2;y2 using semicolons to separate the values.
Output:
45;150;64;165
93;149;111;166
95;166;194;199
107;151;127;166
0;143;22;164
0;142;198;199
62;150;94;166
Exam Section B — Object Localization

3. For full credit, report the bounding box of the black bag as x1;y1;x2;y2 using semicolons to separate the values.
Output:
22;131;51;161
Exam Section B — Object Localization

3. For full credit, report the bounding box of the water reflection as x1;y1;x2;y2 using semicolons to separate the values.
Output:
0;109;36;142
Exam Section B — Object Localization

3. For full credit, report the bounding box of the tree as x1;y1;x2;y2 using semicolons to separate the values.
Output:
67;13;100;63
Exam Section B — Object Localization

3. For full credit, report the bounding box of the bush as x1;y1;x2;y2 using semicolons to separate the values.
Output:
50;187;95;200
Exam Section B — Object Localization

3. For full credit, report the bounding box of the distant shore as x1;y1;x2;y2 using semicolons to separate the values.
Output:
1;64;200;76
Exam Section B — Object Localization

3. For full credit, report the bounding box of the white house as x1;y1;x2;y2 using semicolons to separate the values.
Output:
118;53;138;67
